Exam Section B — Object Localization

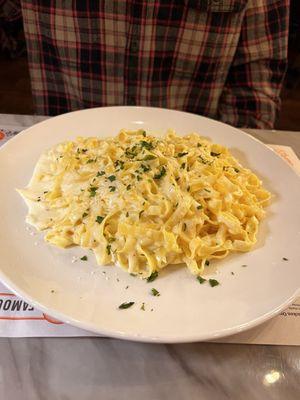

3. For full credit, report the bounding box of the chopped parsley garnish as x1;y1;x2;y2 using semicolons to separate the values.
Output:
204;189;210;193
209;279;220;287
126;184;131;190
82;212;88;218
183;223;187;231
234;168;240;173
118;302;134;309
282;257;288;261
142;154;156;161
140;140;154;150
108;175;116;182
205;260;210;266
151;288;160;296
141;164;150;172
154;166;166;180
80;256;88;261
87;159;96;163
106;244;111;255
77;148;88;154
180;163;186;169
108;237;116;243
175;177;180;182
43;191;48;194
89;187;98;197
97;171;105;177
210;152;221;157
199;155;212;165
142;130;146;137
197;205;203;210
109;186;116;192
140;302;145;310
126;212;129;217
125;146;138;159
197;276;206;284
147;271;158;282
187;186;190;192
96;216;104;224
231;272;235;275
114;160;124;170
136;175;142;181
241;264;247;267
139;210;144;218
197;143;202;147
177;152;188;157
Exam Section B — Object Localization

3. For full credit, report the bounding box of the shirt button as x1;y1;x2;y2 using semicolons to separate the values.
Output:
128;97;135;105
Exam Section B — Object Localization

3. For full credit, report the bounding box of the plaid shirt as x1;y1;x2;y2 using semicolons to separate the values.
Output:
21;0;289;128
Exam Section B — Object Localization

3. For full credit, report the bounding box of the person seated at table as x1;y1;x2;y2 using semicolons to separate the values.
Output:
20;0;289;129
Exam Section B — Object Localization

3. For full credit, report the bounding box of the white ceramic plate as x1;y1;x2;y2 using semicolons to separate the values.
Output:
0;107;299;343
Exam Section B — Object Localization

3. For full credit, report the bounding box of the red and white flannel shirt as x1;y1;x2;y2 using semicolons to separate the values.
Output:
21;0;289;128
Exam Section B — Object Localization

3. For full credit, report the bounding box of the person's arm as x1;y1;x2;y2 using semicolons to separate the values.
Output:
218;0;289;129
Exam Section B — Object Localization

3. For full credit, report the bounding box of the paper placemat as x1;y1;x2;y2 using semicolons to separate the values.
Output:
0;126;299;344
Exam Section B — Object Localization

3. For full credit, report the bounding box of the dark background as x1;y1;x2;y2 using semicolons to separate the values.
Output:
0;1;299;130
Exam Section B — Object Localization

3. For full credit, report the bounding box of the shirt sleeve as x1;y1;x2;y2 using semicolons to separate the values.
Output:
217;0;289;129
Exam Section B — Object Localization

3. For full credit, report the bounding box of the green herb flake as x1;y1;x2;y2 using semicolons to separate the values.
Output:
180;163;186;169
118;302;134;309
209;279;220;287
126;184;132;190
154;166;166;180
187;186;190;192
197;143;202;147
140;140;154;150
109;186;116;192
80;256;88;261
140;302;145;311
142;130;146;137
82;212;88;218
205;260;210;266
197;276;206;284
241;264;247;267
142;154;156;161
106;244;112;255
204;189;210;193
126;212;129;217
210;152;221;157
234;168;240;173
151;288;160;296
114;160;124;170
51;289;55;293
183;222;187;231
177;152;188;158
141;164;150;172
96;216;104;224
282;257;288;261
97;171;105;177
175;177;180;182
108;175;116;182
86;159;95;164
231;272;235;275
147;271;158;282
136;175;142;181
197;205;203;210
89;187;98;197
139;210;144;218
